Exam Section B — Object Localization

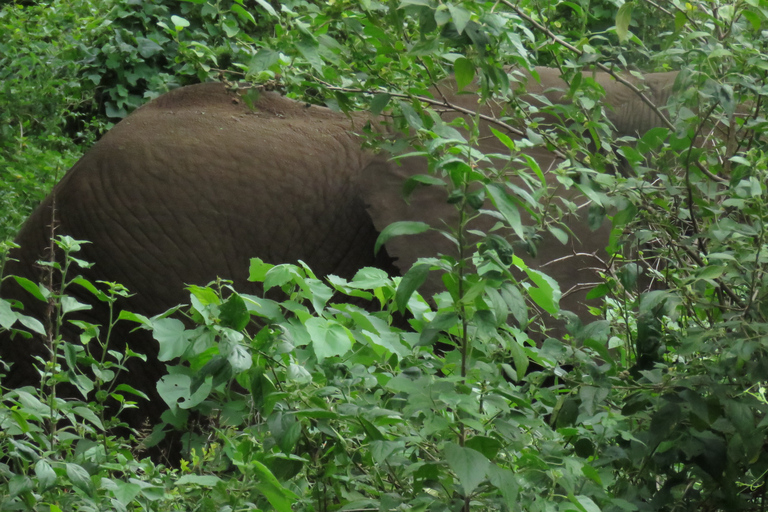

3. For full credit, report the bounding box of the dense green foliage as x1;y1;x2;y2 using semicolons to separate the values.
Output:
3;0;768;511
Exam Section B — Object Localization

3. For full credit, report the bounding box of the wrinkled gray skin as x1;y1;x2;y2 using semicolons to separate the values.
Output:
1;67;677;428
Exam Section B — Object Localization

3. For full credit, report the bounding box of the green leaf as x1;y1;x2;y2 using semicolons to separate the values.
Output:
113;481;142;505
61;295;91;314
581;464;603;485
375;221;431;254
522;265;561;315
249;257;274;282
370;93;391;116
170;15;190;29
569;494;602;512
444;443;490;495
73;406;104;430
487;466;519;507
295;36;323;71
231;4;256;24
638;127;670;153
696;265;726;281
0;299;17;329
118;310;151;326
34;460;56;492
486;183;524;241
11;276;47;301
227;344;252;373
175;475;223;486
419;311;459;347
188;285;221;306
220;293;250;330
465;436;502;459
489;126;517;152
152;318;189;361
616;3;633;42
253;0;277;16
264;264;298;291
306;317;353;360
66;463;94;496
396;262;430;312
350;267;391;289
17;314;45;335
8;475;33;498
397;99;423;129
157;373;212;409
249;49;280;74
447;4;471;34
251;460;299;512
453;57;475;91
136;37;163;58
507;337;529;381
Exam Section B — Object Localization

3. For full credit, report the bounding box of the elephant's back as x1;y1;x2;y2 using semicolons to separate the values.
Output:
10;82;387;314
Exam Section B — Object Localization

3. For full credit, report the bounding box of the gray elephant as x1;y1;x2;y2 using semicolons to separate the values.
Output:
0;66;678;428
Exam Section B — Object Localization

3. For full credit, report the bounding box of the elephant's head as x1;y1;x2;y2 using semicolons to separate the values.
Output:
359;66;678;325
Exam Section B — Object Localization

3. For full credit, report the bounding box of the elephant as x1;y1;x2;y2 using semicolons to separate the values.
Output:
0;66;679;432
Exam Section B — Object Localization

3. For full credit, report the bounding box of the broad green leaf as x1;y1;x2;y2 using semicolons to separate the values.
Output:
227;344;252;373
638;127;670;153
152;318;189;361
8;475;33;498
616;3;633;42
486;182;524;240
0;299;17;329
66;463;94;496
73;406;104;430
444;443;490;495
447;4;471;34
251;460;299;512
507;337;529;381
113;481;142;505
117;310;151;326
231;3;256;24
419;311;459;346
375;221;431;254
253;0;277;15
306;317;353;360
454;57;475;91
370;93;391;115
157;373;212;409
17;314;45;335
34;460;56;492
396;262;430;312
220;293;249;330
569;494;602;512
487;466;519;508
351;267;391;288
170;15;189;29
371;440;406;463
295;36;323;71
465;436;502;459
523;266;561;315
306;278;333;314
11;276;47;301
175;475;223;486
61;295;91;314
397;100;423;129
188;285;221;306
263;264;297;291
489;126;517;152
